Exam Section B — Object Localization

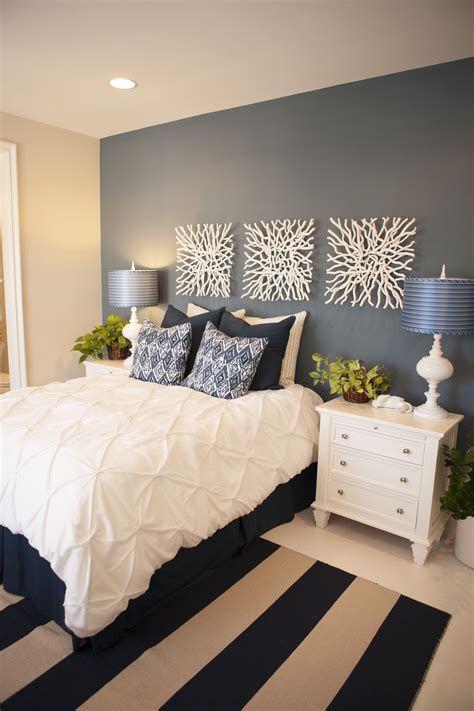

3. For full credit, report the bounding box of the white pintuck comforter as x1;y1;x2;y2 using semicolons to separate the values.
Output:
0;375;321;637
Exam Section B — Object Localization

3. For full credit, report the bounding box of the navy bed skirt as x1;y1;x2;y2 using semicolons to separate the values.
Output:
0;464;316;651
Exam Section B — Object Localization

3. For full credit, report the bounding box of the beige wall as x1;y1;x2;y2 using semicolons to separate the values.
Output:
0;113;101;385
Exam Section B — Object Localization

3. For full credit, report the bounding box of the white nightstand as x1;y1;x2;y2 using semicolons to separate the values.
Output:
83;358;129;377
312;397;463;565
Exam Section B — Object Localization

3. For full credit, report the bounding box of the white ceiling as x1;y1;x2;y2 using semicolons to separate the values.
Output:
1;0;472;139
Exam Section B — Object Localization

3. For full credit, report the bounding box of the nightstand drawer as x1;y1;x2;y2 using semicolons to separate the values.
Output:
332;422;425;465
328;477;418;528
330;446;422;497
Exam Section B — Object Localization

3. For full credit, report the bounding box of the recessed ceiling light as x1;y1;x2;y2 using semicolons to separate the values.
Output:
109;78;137;90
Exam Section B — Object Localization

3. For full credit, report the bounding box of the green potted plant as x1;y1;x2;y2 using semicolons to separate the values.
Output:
73;314;131;363
309;354;391;403
440;431;474;567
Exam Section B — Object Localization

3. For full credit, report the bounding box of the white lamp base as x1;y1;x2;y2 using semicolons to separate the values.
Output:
414;334;453;420
414;402;449;420
122;307;141;371
123;355;134;370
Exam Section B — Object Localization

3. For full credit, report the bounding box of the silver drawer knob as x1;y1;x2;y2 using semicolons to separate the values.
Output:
340;460;347;466
403;448;410;454
397;508;404;514
400;477;408;483
337;489;344;495
341;433;349;439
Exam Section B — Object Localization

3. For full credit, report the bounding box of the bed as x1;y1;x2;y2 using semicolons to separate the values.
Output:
0;374;321;649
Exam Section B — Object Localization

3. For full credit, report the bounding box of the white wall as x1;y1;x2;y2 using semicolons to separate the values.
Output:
0;112;101;385
0;227;9;374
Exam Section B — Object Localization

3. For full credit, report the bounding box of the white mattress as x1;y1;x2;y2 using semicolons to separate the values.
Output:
0;375;321;637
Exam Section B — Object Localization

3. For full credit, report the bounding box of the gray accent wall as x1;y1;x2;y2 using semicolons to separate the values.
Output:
101;59;473;440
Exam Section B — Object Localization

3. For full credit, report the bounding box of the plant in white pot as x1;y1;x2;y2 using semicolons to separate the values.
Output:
440;431;474;567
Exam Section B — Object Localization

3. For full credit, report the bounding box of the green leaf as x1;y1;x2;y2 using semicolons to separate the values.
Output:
308;352;391;400
441;431;474;519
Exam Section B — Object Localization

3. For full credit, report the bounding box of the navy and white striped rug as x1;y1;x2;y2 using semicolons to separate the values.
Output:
0;539;449;710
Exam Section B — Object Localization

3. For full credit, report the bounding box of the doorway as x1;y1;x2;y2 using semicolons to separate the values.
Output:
0;227;9;393
0;141;26;391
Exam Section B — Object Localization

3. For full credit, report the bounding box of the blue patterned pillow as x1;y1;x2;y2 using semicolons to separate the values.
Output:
182;321;268;399
131;318;191;385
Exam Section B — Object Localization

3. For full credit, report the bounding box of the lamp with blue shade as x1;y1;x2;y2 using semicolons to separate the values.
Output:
401;266;474;419
108;262;159;370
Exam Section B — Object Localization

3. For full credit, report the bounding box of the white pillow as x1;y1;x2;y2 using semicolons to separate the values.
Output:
243;311;307;386
186;303;246;319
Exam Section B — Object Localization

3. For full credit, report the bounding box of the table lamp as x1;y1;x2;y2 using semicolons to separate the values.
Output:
108;262;159;369
401;266;474;419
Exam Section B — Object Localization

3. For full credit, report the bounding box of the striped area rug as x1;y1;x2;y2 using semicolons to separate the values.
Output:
0;539;449;711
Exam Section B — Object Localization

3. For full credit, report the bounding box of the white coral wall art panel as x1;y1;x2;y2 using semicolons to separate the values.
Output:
242;219;316;301
175;223;234;298
325;217;416;309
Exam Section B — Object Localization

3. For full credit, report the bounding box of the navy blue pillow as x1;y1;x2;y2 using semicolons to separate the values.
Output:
161;304;225;375
219;311;296;390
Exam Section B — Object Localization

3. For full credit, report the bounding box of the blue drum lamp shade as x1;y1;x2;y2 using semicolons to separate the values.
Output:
108;265;159;308
401;278;474;335
401;271;474;420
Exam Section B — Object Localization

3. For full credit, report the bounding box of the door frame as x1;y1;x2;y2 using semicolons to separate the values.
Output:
1;140;27;389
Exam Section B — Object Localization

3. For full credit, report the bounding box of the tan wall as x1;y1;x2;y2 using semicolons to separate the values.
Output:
0;113;101;385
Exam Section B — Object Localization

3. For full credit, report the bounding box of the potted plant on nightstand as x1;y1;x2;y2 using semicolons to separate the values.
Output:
309;354;391;403
440;431;474;567
73;315;131;363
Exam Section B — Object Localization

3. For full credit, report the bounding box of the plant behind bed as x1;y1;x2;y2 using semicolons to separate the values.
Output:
309;354;391;403
73;314;131;363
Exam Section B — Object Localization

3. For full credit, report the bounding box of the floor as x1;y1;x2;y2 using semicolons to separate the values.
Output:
263;509;473;711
